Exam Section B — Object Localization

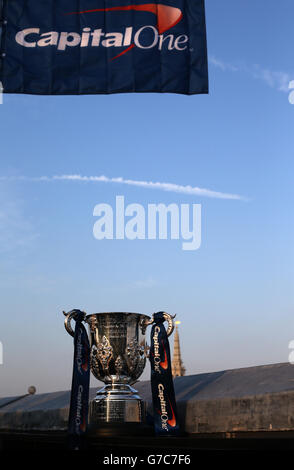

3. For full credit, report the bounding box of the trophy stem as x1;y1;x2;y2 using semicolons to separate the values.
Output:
89;384;145;430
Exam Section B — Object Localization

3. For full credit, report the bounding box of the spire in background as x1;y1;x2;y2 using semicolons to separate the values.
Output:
172;321;186;377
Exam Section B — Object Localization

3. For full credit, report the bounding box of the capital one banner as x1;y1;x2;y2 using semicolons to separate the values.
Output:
0;0;208;95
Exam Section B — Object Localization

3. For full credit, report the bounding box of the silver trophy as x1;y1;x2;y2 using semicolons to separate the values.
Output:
63;311;175;430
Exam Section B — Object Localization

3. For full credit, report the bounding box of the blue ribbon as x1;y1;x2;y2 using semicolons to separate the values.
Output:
68;310;90;450
149;312;179;436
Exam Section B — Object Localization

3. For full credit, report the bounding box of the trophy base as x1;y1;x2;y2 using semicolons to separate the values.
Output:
89;384;145;431
87;422;154;438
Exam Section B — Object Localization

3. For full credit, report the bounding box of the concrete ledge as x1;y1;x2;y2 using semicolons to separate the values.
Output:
176;390;294;433
0;408;68;432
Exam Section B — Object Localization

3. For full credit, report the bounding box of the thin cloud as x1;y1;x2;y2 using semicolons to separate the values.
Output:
209;55;291;92
0;199;39;255
131;278;157;289
0;174;246;200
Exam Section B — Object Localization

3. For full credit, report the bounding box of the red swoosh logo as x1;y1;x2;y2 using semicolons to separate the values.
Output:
160;340;168;369
167;398;177;427
80;414;87;432
82;344;89;371
66;4;183;60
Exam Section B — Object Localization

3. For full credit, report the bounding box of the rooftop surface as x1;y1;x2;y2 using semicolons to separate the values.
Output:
1;362;294;412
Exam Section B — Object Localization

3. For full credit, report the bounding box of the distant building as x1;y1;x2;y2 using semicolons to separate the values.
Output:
172;322;186;377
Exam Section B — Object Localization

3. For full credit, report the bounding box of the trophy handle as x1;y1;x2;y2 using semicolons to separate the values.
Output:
143;312;176;358
63;309;87;337
145;312;176;337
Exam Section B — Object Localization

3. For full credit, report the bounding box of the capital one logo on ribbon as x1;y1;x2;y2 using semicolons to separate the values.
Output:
0;0;208;94
157;383;177;430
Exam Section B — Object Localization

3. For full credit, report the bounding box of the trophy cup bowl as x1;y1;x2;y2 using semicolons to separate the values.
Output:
64;311;174;433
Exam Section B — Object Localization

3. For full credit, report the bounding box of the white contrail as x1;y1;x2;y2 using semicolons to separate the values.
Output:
209;55;291;93
0;174;247;200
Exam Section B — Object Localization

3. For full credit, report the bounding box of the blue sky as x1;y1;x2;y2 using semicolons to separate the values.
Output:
0;0;294;396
